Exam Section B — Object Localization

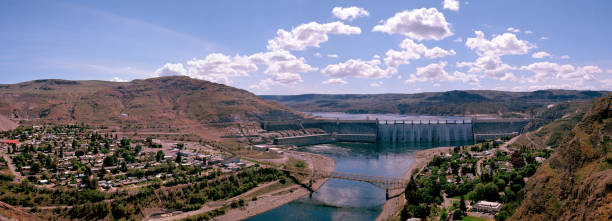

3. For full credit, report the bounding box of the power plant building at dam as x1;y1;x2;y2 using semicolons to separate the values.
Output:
263;118;529;146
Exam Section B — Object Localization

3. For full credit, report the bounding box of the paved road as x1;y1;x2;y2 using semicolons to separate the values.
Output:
477;136;520;176
2;150;22;182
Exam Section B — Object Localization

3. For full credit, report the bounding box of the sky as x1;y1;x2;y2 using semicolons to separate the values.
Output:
1;0;612;95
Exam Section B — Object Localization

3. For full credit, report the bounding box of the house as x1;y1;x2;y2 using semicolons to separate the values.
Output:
472;201;502;214
252;145;269;151
222;157;241;167
1;140;19;146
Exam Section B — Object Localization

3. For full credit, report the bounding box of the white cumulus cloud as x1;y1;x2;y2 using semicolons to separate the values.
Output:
327;54;339;58
373;8;453;41
520;62;602;82
384;38;455;68
249;78;279;90
249;50;317;85
154;63;187;76
332;6;370;21
154;54;258;85
322;78;348;85
457;55;517;80
267;21;361;51
443;0;460;11
465;30;535;57
321;59;396;79
155;50;316;87
370;81;383;87
506;27;520;33
405;61;478;83
110;77;128;82
532;51;551;59
185;53;257;84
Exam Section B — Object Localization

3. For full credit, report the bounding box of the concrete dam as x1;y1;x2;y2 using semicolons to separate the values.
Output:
378;120;473;144
264;116;530;146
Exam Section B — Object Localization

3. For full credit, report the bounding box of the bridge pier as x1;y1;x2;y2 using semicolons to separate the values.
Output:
385;189;389;200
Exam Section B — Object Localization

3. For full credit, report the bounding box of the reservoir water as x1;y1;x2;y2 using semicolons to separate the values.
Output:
249;114;472;221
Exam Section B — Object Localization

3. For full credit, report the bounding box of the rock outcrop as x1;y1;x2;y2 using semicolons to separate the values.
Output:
512;93;612;220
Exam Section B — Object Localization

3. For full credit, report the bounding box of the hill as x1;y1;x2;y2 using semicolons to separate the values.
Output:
0;115;17;131
261;90;608;116
514;101;592;149
0;201;43;221
0;76;300;128
511;93;612;220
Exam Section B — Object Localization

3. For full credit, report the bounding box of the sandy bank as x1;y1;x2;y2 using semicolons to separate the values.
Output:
376;146;452;221
214;150;335;221
148;150;335;221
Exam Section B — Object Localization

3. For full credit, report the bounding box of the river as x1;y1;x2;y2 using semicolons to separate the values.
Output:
248;142;469;221
248;114;472;221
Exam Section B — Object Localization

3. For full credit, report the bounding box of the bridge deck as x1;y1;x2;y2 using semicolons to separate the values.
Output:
283;168;408;190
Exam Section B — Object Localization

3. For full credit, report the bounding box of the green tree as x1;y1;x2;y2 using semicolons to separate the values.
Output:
103;155;118;166
156;151;165;162
31;162;41;173
460;195;467;213
134;145;142;154
175;153;182;163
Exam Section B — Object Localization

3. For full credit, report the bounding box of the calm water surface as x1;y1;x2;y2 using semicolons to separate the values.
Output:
248;142;466;221
249;113;470;221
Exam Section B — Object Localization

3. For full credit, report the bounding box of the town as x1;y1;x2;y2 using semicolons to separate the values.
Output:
0;120;555;221
400;136;551;221
0;123;312;220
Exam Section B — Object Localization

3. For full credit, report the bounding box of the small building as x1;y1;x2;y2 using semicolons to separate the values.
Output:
473;201;502;214
1;140;19;145
222;157;241;167
252;145;269;151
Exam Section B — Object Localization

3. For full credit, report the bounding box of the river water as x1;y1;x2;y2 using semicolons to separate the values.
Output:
249;114;472;221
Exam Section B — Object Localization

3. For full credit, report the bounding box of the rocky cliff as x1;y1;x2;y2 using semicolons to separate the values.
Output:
511;93;612;220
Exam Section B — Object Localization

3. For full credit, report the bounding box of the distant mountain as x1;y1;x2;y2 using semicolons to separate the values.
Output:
511;93;612;220
0;76;300;127
261;90;608;116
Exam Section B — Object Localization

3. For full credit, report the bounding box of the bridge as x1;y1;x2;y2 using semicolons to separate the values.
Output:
282;168;409;190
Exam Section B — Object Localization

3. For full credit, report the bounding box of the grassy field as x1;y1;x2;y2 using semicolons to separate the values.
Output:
460;216;490;221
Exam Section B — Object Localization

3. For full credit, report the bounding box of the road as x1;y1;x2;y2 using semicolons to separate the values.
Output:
1;150;23;182
477;135;519;176
145;181;281;221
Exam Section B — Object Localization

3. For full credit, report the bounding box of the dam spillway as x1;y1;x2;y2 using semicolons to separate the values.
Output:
265;118;474;145
377;120;473;144
264;113;529;146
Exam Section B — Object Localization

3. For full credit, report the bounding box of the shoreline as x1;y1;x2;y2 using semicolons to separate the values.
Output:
149;151;336;221
376;146;453;221
214;150;335;221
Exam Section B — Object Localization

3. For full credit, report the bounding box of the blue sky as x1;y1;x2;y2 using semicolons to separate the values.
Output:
1;0;611;94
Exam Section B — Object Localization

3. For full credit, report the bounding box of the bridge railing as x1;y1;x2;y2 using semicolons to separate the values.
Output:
282;168;409;190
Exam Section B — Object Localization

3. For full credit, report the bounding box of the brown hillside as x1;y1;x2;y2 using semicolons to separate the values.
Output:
0;114;17;131
511;93;612;220
0;76;301;127
0;201;43;221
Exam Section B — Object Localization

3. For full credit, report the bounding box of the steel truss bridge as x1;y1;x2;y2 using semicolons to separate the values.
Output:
282;168;409;190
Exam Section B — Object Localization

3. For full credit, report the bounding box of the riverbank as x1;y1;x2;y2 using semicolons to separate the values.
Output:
376;146;453;221
149;150;335;221
214;150;335;221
